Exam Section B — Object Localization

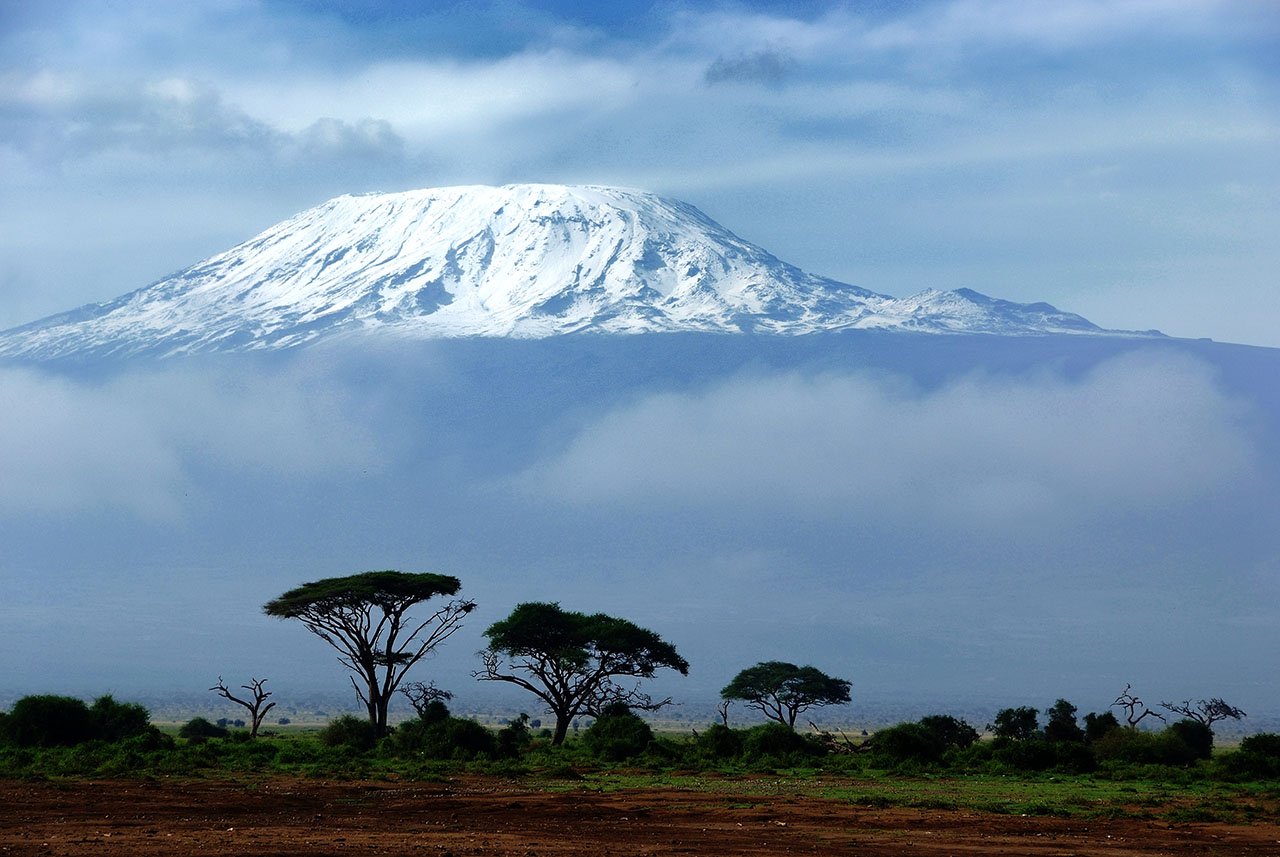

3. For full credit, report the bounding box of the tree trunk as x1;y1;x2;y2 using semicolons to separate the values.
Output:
364;692;384;738
551;712;571;746
373;692;390;739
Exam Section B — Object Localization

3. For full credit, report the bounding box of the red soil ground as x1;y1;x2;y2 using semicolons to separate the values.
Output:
2;776;1278;856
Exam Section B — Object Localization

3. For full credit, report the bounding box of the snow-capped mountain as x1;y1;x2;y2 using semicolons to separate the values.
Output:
0;184;1147;359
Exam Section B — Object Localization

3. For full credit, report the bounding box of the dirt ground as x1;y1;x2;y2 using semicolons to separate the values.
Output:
2;776;1278;856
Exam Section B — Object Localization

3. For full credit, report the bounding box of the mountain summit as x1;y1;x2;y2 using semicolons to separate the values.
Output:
0;184;1141;359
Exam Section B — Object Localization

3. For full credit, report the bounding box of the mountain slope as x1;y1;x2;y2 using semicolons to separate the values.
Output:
0;184;1145;359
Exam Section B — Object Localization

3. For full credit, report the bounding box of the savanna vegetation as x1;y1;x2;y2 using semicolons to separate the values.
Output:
3;569;1276;825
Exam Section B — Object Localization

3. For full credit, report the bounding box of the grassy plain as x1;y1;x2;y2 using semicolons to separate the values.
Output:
3;730;1277;825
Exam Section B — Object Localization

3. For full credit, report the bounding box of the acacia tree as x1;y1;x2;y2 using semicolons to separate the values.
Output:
264;571;475;738
721;661;851;729
476;602;689;745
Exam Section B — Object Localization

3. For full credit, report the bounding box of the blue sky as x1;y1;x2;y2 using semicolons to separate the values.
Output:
1;0;1277;344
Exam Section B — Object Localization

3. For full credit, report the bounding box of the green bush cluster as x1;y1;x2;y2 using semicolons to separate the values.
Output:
686;721;824;767
856;703;1238;776
382;704;539;762
0;694;158;748
0;693;176;778
319;715;378;752
1215;733;1280;779
581;704;653;762
179;717;231;743
865;715;979;768
968;700;1217;773
3;689;1277;784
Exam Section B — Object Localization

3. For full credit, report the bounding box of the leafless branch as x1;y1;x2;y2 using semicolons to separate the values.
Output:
209;676;277;738
1160;697;1246;727
398;681;454;718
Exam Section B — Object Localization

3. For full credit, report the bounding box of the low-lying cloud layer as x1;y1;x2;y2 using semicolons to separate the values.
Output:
0;362;384;519
524;351;1256;530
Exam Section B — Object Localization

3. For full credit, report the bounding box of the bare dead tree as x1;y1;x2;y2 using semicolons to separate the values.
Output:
807;720;865;754
209;676;276;737
1112;683;1165;729
715;699;731;727
1160;697;1246;729
398;681;454;718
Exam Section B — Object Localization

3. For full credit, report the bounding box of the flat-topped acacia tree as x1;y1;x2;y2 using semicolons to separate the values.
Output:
721;661;851;729
476;602;689;745
264;571;475;737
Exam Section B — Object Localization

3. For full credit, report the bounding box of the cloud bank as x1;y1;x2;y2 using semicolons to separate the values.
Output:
523;351;1256;531
0;362;383;519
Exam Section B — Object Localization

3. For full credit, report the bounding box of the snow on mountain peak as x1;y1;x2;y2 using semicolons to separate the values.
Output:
0;183;1146;359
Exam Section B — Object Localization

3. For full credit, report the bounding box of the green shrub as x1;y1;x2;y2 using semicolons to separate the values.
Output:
389;716;496;760
868;723;946;767
1092;727;1159;763
917;715;980;749
1044;700;1085;744
6;695;96;747
436;718;497;760
120;729;175;753
991;706;1040;742
992;737;1057;771
1216;733;1280;779
89;695;152;742
179;717;230;743
741;722;821;761
641;736;685;765
1167;720;1213;761
867;716;983;770
693;723;745;761
495;714;533;758
582;706;653;762
1083;711;1121;744
1050;740;1097;773
1239;733;1280;758
943;740;994;769
1092;726;1200;766
418;700;450;725
319;715;377;751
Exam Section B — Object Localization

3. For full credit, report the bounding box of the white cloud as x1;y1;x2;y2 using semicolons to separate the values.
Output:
861;0;1246;53
219;52;641;141
521;351;1256;529
0;368;185;518
0;362;384;519
0;71;407;168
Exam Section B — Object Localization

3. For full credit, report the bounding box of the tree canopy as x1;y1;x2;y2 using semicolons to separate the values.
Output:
264;570;474;737
721;661;851;728
477;601;689;745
